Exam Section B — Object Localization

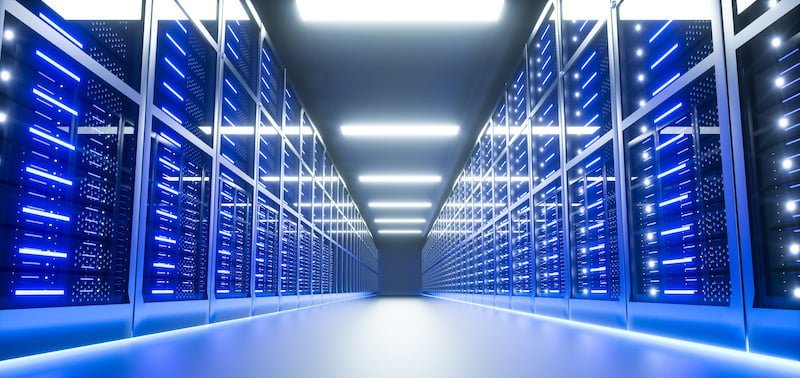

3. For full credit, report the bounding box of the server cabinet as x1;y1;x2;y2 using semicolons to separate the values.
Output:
311;230;322;304
533;181;568;318
724;0;800;359
219;68;256;176
253;192;279;314
223;0;259;92
567;141;625;327
618;0;745;348
210;168;253;322
531;93;561;185
282;141;300;212
259;42;283;127
495;214;512;308
508;60;528;128
258;112;281;197
283;82;300;152
280;209;298;309
0;10;142;357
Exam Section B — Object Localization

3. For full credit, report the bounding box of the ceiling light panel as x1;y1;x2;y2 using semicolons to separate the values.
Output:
375;218;426;224
297;0;504;23
368;201;432;208
341;124;459;138
359;175;442;184
378;229;423;235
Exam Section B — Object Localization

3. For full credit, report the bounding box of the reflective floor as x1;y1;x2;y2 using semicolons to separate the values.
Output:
0;297;798;378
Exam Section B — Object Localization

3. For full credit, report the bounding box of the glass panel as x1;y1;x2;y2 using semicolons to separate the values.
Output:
475;233;484;293
224;0;259;90
220;69;256;176
19;0;145;89
625;69;731;305
512;202;533;296
737;7;800;309
508;60;527;128
284;82;301;151
214;168;252;298
301;113;314;169
255;193;279;296
531;93;561;185
510;126;531;204
312;230;322;295
563;27;611;160
732;0;782;33
298;221;311;295
483;227;495;294
492;98;507;157
496;215;511;295
0;19;138;308
257;114;281;196
144;121;212;302
300;166;312;220
260;43;283;125
528;5;557;107
495;151;510;209
280;211;297;295
618;0;715;118
153;1;217;145
534;181;565;297
568;142;620;300
283;143;299;211
561;0;608;64
176;0;218;41
482;168;494;221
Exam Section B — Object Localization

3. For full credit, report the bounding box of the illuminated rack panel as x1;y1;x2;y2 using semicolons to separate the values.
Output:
18;0;144;89
475;233;485;293
143;121;212;302
563;28;611;160
512;202;533;295
528;4;557;106
617;0;715;119
560;0;604;63
312;230;322;295
482;168;495;222
736;8;800;309
255;194;279;296
284;83;300;151
220;69;256;175
214;169;252;298
508;60;527;127
280;211;298;295
483;227;496;294
301;113;314;170
0;18;138;308
153;2;217;145
496;152;510;209
298;221;312;295
568;142;619;300
322;239;333;294
258;115;281;196
534;182;565;297
624;70;731;305
224;0;260;91
259;43;283;124
531;93;561;185
496;215;512;294
510;126;531;204
283;145;300;212
300;165;313;220
493;99;508;159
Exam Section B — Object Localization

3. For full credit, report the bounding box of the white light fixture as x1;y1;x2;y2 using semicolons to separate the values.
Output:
341;124;459;138
378;229;423;235
375;218;426;224
359;175;441;184
368;201;432;208
297;0;504;23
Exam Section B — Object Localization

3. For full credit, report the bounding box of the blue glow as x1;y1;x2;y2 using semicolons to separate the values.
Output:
35;50;81;82
165;33;187;56
648;20;673;44
38;13;83;48
650;43;679;70
32;88;79;116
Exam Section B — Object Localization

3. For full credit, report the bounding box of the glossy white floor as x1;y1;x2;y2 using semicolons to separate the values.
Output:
0;297;798;378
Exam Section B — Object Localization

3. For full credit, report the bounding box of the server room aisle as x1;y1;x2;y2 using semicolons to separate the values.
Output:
0;297;796;378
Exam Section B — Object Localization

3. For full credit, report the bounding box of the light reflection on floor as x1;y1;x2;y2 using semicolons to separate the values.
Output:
0;297;798;378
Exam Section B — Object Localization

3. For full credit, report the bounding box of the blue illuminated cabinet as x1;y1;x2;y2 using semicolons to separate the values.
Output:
0;0;378;361
423;0;800;362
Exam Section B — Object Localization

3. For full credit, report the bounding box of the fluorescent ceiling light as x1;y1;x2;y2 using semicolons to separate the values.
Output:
375;218;426;224
297;0;503;23
341;124;459;138
369;201;432;208
359;175;441;184
378;229;423;235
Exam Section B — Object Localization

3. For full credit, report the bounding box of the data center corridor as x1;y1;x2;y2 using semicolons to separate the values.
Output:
2;0;800;376
0;296;797;378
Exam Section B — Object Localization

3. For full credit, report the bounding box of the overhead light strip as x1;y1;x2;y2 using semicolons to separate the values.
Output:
375;218;426;224
359;175;441;184
297;0;504;23
368;201;432;209
341;124;459;138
